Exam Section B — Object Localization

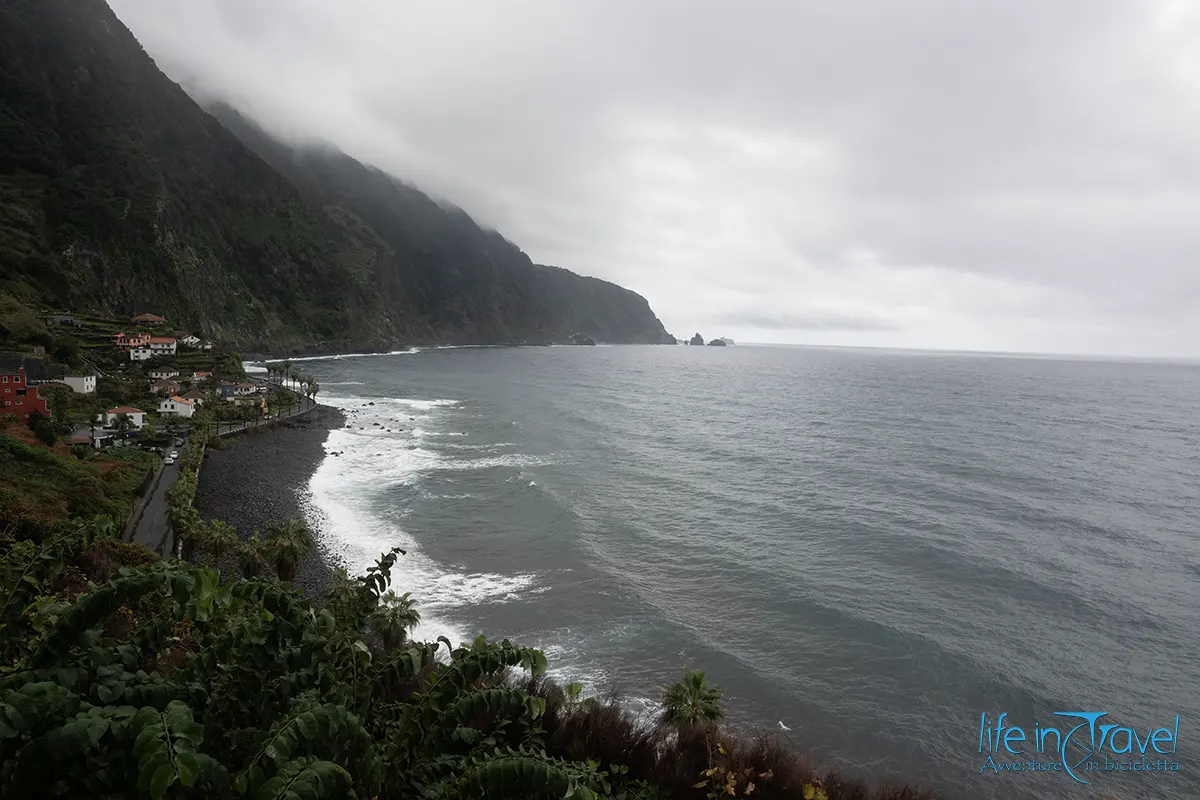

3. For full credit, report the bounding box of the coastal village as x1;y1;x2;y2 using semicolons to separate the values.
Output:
1;297;326;564
1;305;320;454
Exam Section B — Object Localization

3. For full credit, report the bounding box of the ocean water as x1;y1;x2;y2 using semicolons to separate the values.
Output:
248;345;1199;799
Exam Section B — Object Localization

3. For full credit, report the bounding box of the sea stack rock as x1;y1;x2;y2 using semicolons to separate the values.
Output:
708;338;727;346
689;332;705;346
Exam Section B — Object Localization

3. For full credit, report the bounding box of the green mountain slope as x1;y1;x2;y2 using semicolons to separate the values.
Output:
0;0;387;347
209;105;675;345
0;0;672;350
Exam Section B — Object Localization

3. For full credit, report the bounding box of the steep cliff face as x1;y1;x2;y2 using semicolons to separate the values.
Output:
0;0;389;348
209;107;675;345
0;0;672;350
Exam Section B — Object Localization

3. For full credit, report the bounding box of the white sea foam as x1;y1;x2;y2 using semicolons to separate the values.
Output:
306;389;538;647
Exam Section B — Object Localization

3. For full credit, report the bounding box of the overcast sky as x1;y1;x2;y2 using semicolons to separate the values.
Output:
109;0;1200;356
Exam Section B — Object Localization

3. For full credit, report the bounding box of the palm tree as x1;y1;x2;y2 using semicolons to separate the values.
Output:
308;381;319;402
236;531;268;579
661;669;724;729
263;518;314;582
371;591;422;650
114;413;133;435
282;359;293;390
201;519;237;559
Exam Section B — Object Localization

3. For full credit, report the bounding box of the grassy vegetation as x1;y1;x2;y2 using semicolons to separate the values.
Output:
0;418;157;534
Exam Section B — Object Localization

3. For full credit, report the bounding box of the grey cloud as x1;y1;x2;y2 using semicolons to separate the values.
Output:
108;0;1200;356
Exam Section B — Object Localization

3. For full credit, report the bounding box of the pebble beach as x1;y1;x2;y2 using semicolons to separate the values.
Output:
194;405;347;596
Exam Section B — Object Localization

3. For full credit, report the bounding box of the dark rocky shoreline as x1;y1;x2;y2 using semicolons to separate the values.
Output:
194;405;347;597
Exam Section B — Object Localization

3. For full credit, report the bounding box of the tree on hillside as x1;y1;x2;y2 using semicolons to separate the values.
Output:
661;669;725;729
26;410;57;446
263;518;315;581
47;386;70;429
51;334;80;365
113;413;133;435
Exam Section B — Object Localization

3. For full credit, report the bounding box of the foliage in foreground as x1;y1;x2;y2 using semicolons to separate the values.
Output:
0;519;659;798
0;516;940;799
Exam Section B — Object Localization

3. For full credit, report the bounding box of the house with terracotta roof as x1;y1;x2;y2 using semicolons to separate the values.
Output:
192;371;212;381
103;406;145;429
148;366;180;380
113;332;150;348
148;337;177;356
158;396;196;419
132;313;166;324
0;367;50;421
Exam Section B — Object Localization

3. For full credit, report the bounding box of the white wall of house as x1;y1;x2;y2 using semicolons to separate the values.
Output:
104;410;146;429
149;341;177;355
63;375;96;394
149;369;179;379
158;398;195;418
130;348;152;361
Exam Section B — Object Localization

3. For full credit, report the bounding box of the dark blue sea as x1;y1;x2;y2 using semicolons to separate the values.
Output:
249;344;1199;800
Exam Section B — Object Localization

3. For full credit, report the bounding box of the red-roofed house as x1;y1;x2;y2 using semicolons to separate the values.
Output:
148;337;177;356
158;396;196;419
133;313;166;325
113;332;150;348
192;371;212;381
0;367;50;421
103;406;146;429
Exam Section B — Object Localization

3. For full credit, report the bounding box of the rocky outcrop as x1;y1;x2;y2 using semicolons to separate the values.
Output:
708;338;727;346
569;333;596;346
689;333;705;346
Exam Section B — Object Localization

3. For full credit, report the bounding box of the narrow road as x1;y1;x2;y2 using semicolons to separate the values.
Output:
131;456;181;555
131;390;317;557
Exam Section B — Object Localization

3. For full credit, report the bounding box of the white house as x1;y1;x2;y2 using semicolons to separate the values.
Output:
220;381;257;398
200;341;213;350
62;374;96;394
130;347;153;361
148;337;177;356
179;334;201;347
103;406;146;429
158;396;196;419
148;367;180;380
